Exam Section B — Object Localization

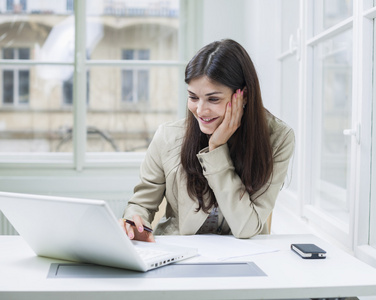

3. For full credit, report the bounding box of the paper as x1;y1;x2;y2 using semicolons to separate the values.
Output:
155;235;279;261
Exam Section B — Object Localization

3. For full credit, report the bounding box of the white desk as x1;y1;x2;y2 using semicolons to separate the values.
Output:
1;234;376;300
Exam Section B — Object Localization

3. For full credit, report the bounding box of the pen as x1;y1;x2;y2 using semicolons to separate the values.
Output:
123;219;153;233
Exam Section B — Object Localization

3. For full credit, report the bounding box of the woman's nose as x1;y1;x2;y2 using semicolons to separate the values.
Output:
196;100;208;115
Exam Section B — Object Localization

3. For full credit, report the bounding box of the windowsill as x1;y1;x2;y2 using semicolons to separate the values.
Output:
0;152;145;168
274;193;376;266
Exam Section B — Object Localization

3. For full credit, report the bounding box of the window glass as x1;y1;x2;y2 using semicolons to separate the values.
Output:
85;0;180;152
281;0;300;53
0;66;75;153
2;70;14;104
311;30;353;223
86;0;179;61
281;55;299;192
313;0;353;35
0;3;74;153
86;66;178;152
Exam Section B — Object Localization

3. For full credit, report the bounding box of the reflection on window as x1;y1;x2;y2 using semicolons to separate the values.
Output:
312;30;352;223
2;48;30;106
122;49;150;103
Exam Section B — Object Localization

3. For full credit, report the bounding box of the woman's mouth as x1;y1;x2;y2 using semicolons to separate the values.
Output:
199;117;218;124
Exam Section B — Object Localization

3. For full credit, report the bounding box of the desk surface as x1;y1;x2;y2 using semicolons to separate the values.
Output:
1;234;376;300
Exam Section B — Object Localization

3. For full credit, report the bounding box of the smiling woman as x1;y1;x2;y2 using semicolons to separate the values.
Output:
187;76;234;136
121;39;295;241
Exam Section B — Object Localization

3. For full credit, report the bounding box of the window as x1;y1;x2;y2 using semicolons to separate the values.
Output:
0;0;182;155
2;48;30;106
311;29;353;226
274;0;376;264
121;49;150;103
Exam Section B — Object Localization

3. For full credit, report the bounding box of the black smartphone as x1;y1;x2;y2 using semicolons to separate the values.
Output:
291;243;326;259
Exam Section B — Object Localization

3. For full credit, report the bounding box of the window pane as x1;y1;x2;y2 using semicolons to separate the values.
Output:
122;50;134;60
281;55;299;192
18;70;29;104
312;30;353;223
122;70;134;102
3;48;14;59
0;66;74;152
2;70;14;104
63;75;74;105
137;70;149;102
87;0;179;61
281;0;300;53
0;3;74;62
313;0;353;35
18;48;30;60
87;66;178;152
138;49;150;60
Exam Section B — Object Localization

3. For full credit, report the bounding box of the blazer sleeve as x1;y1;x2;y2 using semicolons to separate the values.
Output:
122;126;166;228
197;128;295;238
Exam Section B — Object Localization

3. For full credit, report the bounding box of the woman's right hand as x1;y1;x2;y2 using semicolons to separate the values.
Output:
119;215;155;242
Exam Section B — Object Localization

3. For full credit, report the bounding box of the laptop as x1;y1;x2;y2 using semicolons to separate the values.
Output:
0;191;197;272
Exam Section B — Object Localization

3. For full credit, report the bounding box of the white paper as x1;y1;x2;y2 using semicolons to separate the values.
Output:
155;234;279;261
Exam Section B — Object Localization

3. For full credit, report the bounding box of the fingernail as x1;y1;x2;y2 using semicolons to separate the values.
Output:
138;226;143;232
228;102;231;107
129;233;134;239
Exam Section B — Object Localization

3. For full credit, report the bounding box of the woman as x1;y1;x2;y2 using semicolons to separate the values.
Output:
121;39;294;242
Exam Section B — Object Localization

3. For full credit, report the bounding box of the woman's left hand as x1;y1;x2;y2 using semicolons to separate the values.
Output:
208;89;245;151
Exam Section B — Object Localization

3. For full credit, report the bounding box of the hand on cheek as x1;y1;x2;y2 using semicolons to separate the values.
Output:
208;89;244;151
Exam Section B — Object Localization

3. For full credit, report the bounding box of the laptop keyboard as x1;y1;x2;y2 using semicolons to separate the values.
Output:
135;247;171;261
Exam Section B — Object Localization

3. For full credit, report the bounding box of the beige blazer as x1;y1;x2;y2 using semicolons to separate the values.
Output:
123;111;295;238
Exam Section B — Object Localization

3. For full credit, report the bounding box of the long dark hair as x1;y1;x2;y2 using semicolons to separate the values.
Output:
181;39;273;213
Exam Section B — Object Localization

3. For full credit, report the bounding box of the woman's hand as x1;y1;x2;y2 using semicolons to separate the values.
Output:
208;89;245;151
119;215;155;242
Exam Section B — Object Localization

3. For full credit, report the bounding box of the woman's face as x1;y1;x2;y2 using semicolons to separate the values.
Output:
187;76;233;135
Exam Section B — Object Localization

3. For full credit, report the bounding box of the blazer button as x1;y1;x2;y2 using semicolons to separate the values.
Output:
202;166;206;172
199;158;203;163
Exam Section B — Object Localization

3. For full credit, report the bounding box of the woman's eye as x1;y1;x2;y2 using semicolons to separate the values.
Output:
209;98;219;102
188;96;199;101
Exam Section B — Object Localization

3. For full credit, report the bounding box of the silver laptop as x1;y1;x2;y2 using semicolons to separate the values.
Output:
0;191;197;272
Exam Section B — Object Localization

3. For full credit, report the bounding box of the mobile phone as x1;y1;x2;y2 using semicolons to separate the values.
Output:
291;243;326;259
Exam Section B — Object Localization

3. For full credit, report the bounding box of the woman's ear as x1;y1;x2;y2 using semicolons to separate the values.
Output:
242;87;248;104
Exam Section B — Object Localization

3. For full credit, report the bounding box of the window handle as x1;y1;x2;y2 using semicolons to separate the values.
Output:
288;28;301;61
343;123;360;144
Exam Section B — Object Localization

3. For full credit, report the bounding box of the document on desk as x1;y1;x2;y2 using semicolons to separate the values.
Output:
155;235;279;262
